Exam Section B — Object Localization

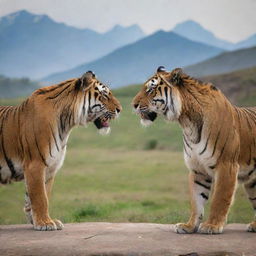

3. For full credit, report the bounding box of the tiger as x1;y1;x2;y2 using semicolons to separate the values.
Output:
0;71;122;231
132;66;256;234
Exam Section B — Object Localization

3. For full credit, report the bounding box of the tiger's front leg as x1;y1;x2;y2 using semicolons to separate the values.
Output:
198;162;238;234
24;161;57;231
45;176;64;230
175;170;212;234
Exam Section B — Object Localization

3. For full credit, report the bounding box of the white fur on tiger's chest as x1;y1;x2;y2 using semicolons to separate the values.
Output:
45;145;67;182
183;137;217;177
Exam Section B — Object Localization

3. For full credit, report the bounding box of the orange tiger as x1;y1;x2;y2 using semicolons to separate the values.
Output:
0;71;122;231
132;66;256;234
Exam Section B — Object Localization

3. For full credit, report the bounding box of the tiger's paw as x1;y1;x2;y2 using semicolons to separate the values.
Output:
247;222;256;232
174;223;197;234
34;218;57;231
53;219;64;230
198;222;223;234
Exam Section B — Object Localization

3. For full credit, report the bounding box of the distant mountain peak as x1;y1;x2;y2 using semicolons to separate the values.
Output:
173;20;234;50
110;24;124;31
0;9;51;25
175;20;203;28
173;20;216;38
106;24;144;35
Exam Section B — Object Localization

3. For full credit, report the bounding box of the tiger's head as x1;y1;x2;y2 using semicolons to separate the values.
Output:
75;71;122;134
132;66;183;126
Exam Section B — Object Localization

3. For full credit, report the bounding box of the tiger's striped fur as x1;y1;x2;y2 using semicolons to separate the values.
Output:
132;67;256;234
0;71;121;231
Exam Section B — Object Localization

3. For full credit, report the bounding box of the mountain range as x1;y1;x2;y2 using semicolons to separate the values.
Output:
0;10;256;88
0;10;144;78
43;30;223;87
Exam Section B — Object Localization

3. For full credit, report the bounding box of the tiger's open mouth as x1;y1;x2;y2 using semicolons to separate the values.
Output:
93;117;110;129
141;111;158;122
140;111;157;126
146;111;157;122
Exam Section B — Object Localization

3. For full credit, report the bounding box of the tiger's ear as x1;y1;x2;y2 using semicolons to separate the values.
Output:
76;71;95;91
157;66;167;73
170;68;183;86
81;71;95;87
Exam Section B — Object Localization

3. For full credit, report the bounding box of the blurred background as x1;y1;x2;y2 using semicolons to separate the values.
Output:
0;0;255;225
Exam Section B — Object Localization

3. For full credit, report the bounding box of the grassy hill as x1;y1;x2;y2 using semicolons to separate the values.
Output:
185;46;256;77
202;66;256;106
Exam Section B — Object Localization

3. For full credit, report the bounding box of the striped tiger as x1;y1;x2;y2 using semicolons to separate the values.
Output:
0;71;122;231
132;66;256;234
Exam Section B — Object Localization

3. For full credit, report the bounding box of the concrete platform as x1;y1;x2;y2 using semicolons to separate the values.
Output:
0;222;255;256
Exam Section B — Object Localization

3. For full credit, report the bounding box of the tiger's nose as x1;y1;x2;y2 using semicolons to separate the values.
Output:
116;107;121;113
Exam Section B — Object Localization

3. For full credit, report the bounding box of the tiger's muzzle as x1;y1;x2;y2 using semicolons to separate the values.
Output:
133;104;158;125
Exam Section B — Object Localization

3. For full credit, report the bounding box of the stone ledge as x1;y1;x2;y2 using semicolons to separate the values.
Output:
0;222;255;256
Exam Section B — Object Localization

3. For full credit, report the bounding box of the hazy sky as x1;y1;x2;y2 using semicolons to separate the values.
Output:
0;0;255;42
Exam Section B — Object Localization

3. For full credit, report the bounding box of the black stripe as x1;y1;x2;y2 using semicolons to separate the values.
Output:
24;136;32;160
195;180;211;190
211;130;221;157
49;139;53;158
91;104;102;110
157;87;162;96
49;124;60;152
34;135;48;167
249;197;256;201
248;169;255;176
199;131;211;155
184;145;191;158
58;124;63;141
205;178;212;183
37;80;73;95
17;108;24;156
183;135;192;150
200;193;208;200
46;84;70;100
193;170;205;176
0;108;17;178
164;87;169;111
2;139;17;178
217;133;230;160
195;121;203;144
88;91;91;111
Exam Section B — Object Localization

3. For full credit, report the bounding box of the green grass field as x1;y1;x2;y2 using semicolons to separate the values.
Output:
0;86;255;225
